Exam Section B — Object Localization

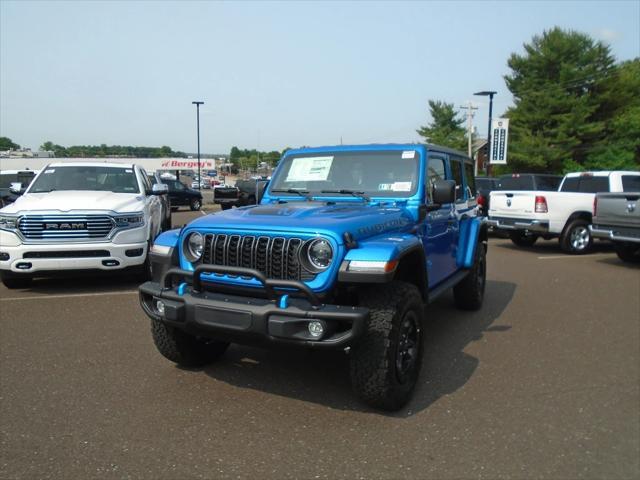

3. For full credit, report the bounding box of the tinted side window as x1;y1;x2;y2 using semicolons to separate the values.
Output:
622;175;640;192
426;156;446;203
561;177;580;192
450;160;464;201
536;176;561;191
464;162;476;198
579;177;609;193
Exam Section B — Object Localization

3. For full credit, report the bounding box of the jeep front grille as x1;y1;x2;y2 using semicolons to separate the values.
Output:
18;215;115;241
202;234;315;281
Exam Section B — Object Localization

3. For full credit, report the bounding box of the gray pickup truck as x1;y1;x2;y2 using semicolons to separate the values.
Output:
590;180;640;263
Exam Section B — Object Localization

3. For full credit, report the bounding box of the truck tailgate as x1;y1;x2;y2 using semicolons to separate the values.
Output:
489;191;536;218
594;193;640;228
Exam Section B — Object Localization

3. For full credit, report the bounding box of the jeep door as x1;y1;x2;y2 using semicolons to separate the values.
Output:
423;154;457;286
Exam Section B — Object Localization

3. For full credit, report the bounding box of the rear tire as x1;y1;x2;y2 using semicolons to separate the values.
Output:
190;198;202;211
560;219;592;254
151;318;230;367
509;231;538;247
350;281;424;411
615;242;640;263
453;241;487;310
1;273;32;289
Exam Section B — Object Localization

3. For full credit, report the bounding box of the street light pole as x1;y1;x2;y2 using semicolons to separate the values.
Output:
192;101;204;191
474;91;497;176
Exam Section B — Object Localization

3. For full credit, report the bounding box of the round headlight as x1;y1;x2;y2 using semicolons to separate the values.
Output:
187;232;204;261
306;238;333;270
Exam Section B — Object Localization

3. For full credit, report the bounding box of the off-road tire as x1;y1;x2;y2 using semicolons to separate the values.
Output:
560;219;592;254
1;273;32;289
615;242;640;263
509;231;538;247
151;318;230;367
350;281;424;411
190;199;202;211
453;241;487;310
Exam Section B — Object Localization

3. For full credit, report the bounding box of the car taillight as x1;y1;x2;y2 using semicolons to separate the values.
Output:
535;196;548;213
478;195;486;207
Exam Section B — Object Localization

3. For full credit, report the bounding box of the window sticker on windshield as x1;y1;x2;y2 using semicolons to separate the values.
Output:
44;169;55;174
392;182;412;192
286;156;334;182
125;169;133;173
378;183;393;191
402;150;415;159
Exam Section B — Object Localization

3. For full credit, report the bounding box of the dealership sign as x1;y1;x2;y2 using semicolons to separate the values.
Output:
160;159;214;169
489;118;509;165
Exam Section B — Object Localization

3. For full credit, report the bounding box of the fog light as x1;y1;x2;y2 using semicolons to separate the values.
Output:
308;321;324;338
155;300;165;315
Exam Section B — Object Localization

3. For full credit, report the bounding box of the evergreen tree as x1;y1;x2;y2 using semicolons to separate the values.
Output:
504;27;618;173
417;100;467;151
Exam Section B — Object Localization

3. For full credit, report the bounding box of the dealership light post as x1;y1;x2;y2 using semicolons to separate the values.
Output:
192;101;204;191
474;91;497;176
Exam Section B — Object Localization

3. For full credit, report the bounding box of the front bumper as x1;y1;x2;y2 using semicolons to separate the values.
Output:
0;240;148;273
139;265;369;349
590;225;640;244
486;217;550;233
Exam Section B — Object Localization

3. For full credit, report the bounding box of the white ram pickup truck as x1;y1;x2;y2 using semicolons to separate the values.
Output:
487;171;640;254
0;162;168;289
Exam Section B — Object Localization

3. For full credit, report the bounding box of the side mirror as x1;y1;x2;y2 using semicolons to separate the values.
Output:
256;180;269;204
426;179;456;211
9;182;23;195
151;183;169;195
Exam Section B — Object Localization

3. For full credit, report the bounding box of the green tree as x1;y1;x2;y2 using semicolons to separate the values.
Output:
0;137;20;150
584;59;640;170
504;27;617;173
416;100;467;151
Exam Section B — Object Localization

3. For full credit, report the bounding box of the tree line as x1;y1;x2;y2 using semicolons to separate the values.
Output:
417;27;639;174
37;142;188;158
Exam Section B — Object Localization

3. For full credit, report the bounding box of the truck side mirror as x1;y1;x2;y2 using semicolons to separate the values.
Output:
9;182;23;195
256;180;269;204
151;183;169;195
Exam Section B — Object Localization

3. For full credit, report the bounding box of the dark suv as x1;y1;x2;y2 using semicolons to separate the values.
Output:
162;179;203;211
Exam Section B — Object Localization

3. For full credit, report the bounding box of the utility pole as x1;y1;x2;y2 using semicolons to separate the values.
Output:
460;102;478;174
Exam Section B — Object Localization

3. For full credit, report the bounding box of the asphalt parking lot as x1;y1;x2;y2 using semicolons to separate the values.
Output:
1;209;638;479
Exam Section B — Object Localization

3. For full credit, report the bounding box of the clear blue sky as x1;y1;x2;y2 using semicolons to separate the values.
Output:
1;0;638;154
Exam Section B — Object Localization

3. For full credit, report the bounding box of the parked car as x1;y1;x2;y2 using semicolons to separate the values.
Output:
475;176;498;217
138;143;488;411
147;173;173;231
213;184;240;210
488;171;640;254
0;170;37;208
495;173;562;192
590;176;640;263
162;179;203;211
0;162;167;289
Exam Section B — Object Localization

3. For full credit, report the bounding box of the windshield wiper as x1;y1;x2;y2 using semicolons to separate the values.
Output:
271;188;312;200
320;189;370;201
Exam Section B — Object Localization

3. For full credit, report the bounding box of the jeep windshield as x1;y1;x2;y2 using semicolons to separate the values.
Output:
269;150;419;199
29;166;141;194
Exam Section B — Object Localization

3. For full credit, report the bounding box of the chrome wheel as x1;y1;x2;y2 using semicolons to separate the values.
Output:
570;226;590;251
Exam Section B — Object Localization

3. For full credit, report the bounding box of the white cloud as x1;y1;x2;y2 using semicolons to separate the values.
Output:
594;28;622;42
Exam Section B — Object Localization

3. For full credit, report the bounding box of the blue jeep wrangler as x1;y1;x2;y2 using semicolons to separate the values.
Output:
139;144;487;411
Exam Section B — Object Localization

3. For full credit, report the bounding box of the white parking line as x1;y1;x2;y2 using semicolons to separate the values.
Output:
199;209;207;216
0;290;138;302
538;253;614;260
